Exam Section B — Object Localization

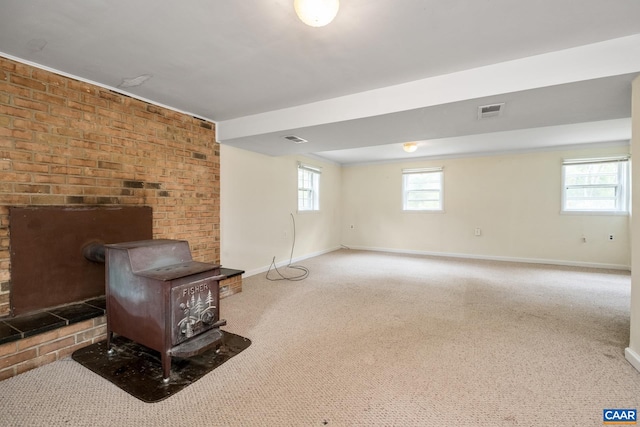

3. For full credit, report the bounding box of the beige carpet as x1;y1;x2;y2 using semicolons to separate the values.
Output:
1;250;639;426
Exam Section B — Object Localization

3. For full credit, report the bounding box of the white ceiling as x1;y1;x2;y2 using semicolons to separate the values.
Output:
1;0;640;164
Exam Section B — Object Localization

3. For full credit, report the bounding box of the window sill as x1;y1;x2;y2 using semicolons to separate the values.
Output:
560;210;629;216
402;209;445;214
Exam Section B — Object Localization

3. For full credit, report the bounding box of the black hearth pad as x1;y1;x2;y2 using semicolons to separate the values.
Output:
71;331;251;403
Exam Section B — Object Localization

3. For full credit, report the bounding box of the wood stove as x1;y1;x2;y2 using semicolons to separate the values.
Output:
104;239;226;382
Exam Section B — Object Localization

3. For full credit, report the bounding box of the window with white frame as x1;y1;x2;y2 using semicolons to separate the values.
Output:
562;156;630;213
402;167;443;211
298;163;320;211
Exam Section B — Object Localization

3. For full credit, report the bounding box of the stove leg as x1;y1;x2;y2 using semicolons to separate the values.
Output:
106;331;114;355
162;352;171;383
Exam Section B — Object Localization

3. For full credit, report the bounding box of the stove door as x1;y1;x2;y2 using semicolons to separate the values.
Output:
171;277;220;346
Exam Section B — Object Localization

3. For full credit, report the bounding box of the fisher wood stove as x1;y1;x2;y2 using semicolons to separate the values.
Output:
105;239;227;382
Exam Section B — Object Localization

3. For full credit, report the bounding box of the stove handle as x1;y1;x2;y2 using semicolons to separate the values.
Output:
211;319;227;328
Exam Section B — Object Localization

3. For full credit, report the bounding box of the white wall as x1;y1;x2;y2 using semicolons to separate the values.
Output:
220;144;342;276
341;145;630;269
627;75;640;371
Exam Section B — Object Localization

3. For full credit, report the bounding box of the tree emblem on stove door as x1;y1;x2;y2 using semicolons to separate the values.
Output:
178;287;217;338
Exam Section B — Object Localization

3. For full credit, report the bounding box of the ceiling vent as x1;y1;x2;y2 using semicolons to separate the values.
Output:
477;103;505;120
283;135;308;144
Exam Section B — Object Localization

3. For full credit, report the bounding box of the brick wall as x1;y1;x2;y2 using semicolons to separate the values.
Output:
0;316;106;380
0;56;220;317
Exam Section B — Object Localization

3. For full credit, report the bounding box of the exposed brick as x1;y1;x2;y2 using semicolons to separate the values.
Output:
68;158;95;168
123;180;144;188
12;161;49;173
33;174;66;184
97;160;122;171
10;128;33;140
14;62;33;77
67;79;95;95
0;341;18;358
66;196;85;204
92;316;107;326
34;112;66;127
0;104;31;119
50;165;82;175
81;94;109;108
56;341;90;360
36;132;68;145
33;154;67;166
15;352;57;375
98;90;121;102
0;81;31;99
32;91;66;106
4;149;33;161
0;348;37;370
30;195;65;204
0;367;16;381
38;336;76;355
77;325;107;342
14;97;49;112
14;184;50;194
68;100;95;113
18;329;60;350
10;75;46;92
97;197;119;204
52;126;83;139
32;69;67;87
146;105;165;115
49;85;81;102
13;118;48;133
50;105;83;119
68;176;96;186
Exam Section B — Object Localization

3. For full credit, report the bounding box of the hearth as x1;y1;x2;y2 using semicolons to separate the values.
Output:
104;239;227;382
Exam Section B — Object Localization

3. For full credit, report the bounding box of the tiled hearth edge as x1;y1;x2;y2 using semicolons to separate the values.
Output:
0;268;243;381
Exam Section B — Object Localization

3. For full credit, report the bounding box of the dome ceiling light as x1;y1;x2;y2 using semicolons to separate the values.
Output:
294;0;340;27
403;142;418;153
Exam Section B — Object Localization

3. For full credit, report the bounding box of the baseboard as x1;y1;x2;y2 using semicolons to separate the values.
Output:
344;245;630;271
625;347;640;373
243;246;342;278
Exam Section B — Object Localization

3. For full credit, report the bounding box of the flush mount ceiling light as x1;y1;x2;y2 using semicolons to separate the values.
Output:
294;0;340;27
403;142;418;153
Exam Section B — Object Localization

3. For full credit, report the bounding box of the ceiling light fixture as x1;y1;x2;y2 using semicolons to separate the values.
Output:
294;0;340;27
403;142;418;153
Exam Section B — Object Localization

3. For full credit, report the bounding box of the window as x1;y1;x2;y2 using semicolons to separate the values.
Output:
562;156;629;213
298;163;320;211
402;167;443;211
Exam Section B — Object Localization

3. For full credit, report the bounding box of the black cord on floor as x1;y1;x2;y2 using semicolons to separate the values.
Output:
266;213;309;281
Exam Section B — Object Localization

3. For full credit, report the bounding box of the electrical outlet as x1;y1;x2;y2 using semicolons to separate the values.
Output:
609;234;614;241
474;228;481;237
350;224;355;229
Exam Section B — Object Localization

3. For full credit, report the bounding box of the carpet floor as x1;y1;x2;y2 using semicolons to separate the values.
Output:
1;249;638;426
